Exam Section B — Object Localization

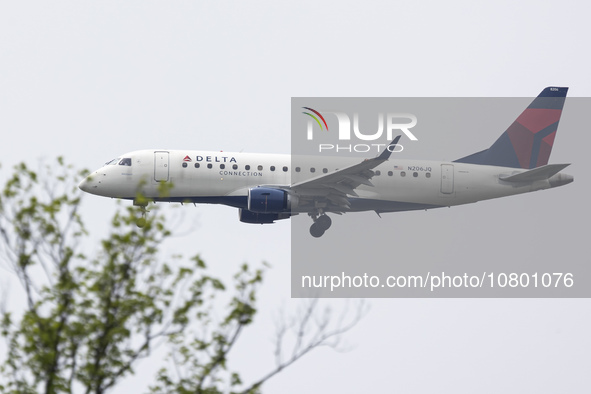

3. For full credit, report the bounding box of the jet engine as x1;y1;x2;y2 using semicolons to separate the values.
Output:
239;187;298;224
247;187;298;213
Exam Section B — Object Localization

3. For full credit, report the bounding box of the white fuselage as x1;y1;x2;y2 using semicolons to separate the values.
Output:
79;149;570;213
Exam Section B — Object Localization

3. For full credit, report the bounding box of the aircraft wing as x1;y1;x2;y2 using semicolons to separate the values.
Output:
287;136;401;211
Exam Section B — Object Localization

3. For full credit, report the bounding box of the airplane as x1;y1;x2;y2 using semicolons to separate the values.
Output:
79;87;573;237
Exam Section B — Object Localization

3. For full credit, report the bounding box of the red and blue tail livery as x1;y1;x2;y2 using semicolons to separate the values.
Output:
455;87;567;169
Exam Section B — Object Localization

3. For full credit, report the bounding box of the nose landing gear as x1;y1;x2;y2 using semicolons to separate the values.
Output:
309;213;332;238
133;200;149;228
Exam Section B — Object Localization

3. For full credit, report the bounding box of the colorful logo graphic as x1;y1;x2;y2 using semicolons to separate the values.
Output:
302;107;329;132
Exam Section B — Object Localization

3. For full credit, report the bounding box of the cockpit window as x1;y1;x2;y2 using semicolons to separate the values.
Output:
119;158;132;166
105;158;120;165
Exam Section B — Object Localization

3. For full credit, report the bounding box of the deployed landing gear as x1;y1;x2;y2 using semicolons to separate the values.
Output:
309;213;332;238
134;200;149;228
136;216;147;228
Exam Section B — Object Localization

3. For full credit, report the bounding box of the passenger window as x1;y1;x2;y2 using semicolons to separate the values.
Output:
182;163;188;168
283;166;288;172
258;165;263;171
270;166;276;171
322;168;328;173
413;172;418;177
388;171;393;176
400;171;406;177
119;158;132;166
375;170;381;176
310;167;316;173
207;164;212;169
220;164;225;169
426;172;431;178
295;167;301;172
195;163;200;168
233;164;238;170
245;165;250;170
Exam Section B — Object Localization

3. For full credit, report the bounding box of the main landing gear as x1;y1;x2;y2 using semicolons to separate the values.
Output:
309;213;332;238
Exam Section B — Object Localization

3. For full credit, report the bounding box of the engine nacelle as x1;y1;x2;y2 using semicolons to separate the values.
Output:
238;209;291;224
247;187;298;213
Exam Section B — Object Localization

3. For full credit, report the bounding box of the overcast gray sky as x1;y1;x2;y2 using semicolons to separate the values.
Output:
1;1;590;393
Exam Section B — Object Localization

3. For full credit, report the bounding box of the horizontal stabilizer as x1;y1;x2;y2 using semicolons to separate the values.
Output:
499;163;570;182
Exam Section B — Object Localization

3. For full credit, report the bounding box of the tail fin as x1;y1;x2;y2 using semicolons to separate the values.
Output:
455;87;568;169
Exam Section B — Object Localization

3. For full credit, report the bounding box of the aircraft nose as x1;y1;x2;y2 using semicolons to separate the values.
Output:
78;175;97;194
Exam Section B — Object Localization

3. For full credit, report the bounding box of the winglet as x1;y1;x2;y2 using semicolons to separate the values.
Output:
377;135;401;161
